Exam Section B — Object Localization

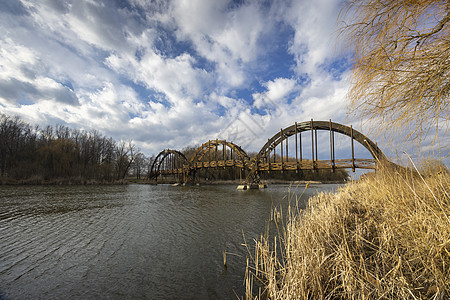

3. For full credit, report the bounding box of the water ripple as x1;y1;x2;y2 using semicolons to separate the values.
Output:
0;183;339;299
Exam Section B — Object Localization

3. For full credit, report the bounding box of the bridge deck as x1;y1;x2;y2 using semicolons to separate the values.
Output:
156;158;378;177
257;158;377;171
191;160;246;169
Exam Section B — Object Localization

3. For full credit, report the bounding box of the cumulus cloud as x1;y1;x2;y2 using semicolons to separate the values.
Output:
281;0;342;75
0;38;79;106
167;0;269;88
253;78;299;109
0;78;79;105
106;50;212;104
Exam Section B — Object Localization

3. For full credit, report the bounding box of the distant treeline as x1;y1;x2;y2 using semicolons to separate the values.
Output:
0;115;150;184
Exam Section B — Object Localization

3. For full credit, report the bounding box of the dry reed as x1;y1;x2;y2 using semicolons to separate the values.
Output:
245;162;449;299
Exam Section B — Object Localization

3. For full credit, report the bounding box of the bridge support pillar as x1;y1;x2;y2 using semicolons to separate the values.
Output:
237;183;268;190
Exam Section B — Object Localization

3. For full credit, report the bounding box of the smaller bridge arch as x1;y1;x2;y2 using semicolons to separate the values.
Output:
186;140;250;182
148;149;188;181
189;139;250;167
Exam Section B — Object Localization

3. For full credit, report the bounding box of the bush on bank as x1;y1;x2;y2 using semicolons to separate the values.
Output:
245;163;449;299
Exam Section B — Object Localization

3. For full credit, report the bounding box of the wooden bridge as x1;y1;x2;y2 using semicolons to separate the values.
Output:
148;120;386;185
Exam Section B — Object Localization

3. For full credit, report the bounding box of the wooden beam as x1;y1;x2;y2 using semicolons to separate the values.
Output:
280;128;284;171
311;119;314;169
351;125;355;172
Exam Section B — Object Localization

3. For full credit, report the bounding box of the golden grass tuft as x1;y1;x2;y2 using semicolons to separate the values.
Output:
245;163;450;299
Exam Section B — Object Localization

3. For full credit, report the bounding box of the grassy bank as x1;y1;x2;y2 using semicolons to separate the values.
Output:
0;176;129;185
245;163;449;299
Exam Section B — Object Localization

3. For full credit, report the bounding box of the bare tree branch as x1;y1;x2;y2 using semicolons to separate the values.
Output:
340;0;449;142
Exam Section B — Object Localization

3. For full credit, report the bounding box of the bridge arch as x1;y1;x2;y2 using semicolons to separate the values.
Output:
189;139;250;165
257;120;385;161
148;149;188;180
246;120;386;183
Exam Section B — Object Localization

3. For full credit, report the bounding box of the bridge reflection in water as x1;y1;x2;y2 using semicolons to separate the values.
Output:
148;120;386;185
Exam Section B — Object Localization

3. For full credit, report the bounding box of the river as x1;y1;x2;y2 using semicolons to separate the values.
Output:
0;183;341;299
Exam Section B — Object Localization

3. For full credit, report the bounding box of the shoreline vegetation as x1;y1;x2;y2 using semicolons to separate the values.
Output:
0;176;130;186
244;162;449;299
0;115;146;185
0;176;346;186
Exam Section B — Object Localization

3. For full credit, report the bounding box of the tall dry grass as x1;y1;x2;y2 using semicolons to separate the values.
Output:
244;163;449;299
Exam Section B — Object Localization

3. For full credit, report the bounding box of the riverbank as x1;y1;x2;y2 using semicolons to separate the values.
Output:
245;162;449;299
133;179;346;185
194;179;345;185
0;176;129;185
263;179;345;185
1;177;344;186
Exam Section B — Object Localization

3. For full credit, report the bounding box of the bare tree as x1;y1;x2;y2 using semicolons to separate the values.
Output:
115;140;136;179
0;114;145;183
340;0;449;140
133;152;147;179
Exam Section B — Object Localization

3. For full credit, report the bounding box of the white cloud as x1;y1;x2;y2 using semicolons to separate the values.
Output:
106;49;213;106
253;78;299;109
0;38;79;106
167;0;269;89
0;38;38;81
280;0;342;75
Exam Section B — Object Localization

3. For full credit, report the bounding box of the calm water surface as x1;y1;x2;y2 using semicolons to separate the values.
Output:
0;183;340;299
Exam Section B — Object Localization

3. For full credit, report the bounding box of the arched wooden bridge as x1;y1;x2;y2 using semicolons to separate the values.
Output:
148;120;386;184
148;149;188;181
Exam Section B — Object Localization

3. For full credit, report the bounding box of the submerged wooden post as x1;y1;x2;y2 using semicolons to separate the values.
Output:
223;249;227;269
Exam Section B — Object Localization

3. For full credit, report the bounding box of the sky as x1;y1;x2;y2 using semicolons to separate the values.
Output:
0;0;446;162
